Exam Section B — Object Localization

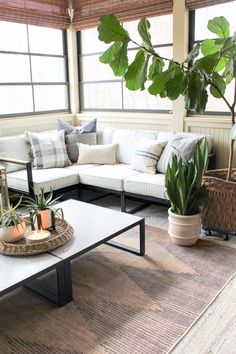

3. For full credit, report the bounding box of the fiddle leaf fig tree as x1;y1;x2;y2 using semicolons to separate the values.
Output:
97;14;236;180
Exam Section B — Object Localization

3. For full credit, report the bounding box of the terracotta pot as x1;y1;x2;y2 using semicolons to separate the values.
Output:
168;209;201;246
0;221;26;243
37;210;52;230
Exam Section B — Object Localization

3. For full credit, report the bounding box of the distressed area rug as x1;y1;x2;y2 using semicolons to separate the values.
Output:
1;226;236;354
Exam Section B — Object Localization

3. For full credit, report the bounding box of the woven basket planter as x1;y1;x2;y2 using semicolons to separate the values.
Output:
201;169;236;234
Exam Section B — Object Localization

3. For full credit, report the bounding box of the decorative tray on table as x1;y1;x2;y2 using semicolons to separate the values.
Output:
0;218;74;256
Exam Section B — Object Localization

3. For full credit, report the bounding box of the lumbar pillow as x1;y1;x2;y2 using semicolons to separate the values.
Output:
77;143;117;165
58;118;97;163
157;135;204;173
26;130;71;169
132;140;167;174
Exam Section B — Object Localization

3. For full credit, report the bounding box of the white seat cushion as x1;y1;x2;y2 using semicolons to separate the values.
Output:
7;168;79;194
124;173;167;200
78;164;140;191
66;163;98;173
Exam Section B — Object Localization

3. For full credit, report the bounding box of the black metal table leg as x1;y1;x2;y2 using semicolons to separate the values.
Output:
105;218;145;256
25;260;73;307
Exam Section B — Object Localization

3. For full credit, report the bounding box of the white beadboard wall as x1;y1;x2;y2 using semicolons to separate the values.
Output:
0;113;75;137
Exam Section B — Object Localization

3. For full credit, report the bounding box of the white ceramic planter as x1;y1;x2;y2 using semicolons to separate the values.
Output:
0;222;26;243
168;208;201;246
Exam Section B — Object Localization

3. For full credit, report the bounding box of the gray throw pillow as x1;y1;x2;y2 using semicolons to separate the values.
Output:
66;133;97;162
57;118;97;134
157;135;203;173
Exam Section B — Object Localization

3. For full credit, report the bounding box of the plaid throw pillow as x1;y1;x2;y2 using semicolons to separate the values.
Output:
26;130;71;169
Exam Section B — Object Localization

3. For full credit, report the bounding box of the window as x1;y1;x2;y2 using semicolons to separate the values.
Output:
78;14;173;112
189;1;235;114
0;21;69;116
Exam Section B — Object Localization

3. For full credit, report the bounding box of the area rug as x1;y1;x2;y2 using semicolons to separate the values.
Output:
1;226;236;354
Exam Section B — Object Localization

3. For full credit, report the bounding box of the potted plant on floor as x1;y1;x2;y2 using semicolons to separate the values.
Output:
165;140;209;246
0;196;26;243
24;188;62;230
97;14;236;236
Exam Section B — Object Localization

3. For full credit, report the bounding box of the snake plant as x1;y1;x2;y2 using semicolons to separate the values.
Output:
165;139;209;215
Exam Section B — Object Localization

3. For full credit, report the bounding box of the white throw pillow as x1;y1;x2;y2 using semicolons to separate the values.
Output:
77;143;117;165
132;140;167;174
26;130;71;169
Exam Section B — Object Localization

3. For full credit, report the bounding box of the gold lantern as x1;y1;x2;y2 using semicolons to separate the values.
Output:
0;165;10;215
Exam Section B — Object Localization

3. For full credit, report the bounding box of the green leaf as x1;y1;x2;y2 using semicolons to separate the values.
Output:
230;123;236;140
185;70;208;113
138;17;154;53
201;39;222;56
208;16;230;39
98;14;130;43
185;43;200;63
124;50;150;90
99;41;129;76
166;68;185;100
148;57;164;80
148;62;179;95
195;52;219;74
210;72;226;98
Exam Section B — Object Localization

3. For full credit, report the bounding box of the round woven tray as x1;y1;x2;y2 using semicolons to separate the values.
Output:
0;218;74;256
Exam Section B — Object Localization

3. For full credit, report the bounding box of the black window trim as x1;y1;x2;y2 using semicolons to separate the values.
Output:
0;25;70;118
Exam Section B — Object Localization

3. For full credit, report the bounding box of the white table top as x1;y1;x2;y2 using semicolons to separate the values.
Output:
0;252;61;295
50;199;143;260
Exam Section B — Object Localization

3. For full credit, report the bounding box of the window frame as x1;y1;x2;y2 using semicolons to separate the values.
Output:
188;9;230;116
0;25;70;118
77;21;173;114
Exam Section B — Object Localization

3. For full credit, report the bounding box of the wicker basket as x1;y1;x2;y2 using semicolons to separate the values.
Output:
201;169;236;234
0;218;74;256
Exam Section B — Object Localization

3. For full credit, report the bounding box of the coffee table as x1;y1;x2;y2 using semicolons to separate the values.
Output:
0;199;145;306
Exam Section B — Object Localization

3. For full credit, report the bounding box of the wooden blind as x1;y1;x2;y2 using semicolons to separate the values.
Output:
73;0;173;31
0;0;70;29
186;0;235;10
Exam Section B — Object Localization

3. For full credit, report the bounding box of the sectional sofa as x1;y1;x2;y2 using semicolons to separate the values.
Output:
0;126;214;212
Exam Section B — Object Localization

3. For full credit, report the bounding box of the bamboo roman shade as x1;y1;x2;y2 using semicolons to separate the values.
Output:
0;0;70;29
72;0;173;31
186;0;235;10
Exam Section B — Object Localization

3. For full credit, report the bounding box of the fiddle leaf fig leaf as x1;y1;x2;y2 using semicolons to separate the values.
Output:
195;52;219;74
148;57;164;80
124;50;150;90
201;39;222;56
230;123;236;140
138;17;155;53
99;41;129;76
210;72;226;98
185;42;200;63
185;70;208;113
148;62;179;95
166;67;185;100
208;16;230;39
98;14;130;43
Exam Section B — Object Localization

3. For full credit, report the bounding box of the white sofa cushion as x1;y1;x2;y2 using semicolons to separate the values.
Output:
131;140;167;174
77;143;117;165
124;173;166;200
78;164;140;191
7;168;79;194
0;135;30;172
112;129;158;164
97;128;115;145
66;163;99;173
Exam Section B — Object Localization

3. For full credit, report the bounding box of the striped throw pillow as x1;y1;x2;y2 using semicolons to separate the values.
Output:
26;130;71;169
131;140;167;174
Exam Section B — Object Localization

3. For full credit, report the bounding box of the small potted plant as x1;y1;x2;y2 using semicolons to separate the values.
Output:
24;188;62;230
165;139;209;246
0;196;26;243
